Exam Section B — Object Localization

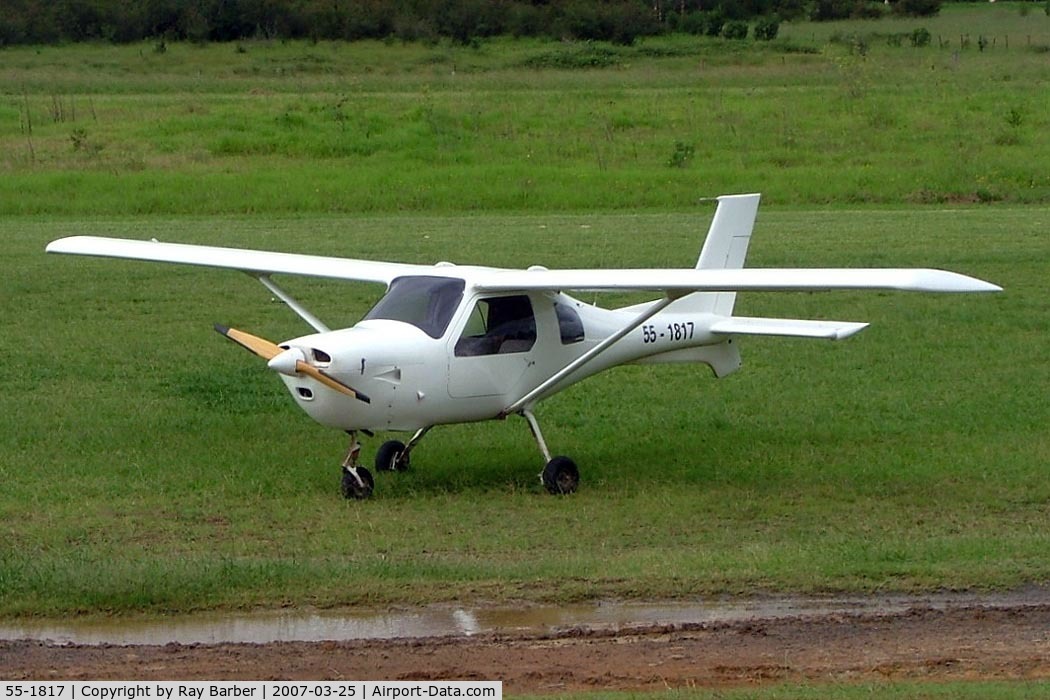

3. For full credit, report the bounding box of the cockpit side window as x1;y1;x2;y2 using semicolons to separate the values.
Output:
362;276;465;339
455;295;536;357
555;302;585;344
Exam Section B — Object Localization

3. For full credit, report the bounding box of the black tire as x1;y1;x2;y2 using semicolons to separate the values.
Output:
341;466;375;500
375;440;409;471
542;456;579;495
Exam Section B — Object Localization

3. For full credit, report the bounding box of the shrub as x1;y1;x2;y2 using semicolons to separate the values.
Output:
811;0;851;21
893;0;942;17
705;11;727;37
910;27;931;47
507;3;545;38
518;46;622;70
776;0;809;21
667;141;694;168
680;11;706;35
851;1;885;19
561;0;661;45
754;17;780;41
723;20;748;40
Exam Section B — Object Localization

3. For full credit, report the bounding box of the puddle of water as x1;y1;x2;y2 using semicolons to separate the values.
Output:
2;589;1046;646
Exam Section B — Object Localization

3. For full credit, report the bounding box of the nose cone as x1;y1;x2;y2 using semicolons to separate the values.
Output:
267;347;306;376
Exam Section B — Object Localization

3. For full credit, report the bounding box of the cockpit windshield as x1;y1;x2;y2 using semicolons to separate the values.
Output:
362;276;465;339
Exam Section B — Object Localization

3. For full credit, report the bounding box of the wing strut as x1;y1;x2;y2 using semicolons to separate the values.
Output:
502;296;677;415
254;274;331;333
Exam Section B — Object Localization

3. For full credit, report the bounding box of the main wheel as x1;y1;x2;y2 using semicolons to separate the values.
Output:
542;456;579;495
375;440;409;471
341;466;375;500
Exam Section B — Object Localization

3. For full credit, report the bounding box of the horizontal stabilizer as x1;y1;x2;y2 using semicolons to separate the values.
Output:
710;316;870;340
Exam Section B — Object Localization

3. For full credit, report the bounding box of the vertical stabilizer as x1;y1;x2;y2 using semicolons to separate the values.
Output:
670;193;760;315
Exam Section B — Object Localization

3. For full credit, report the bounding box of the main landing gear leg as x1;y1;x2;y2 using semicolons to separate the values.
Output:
521;409;579;495
340;431;374;500
375;426;432;472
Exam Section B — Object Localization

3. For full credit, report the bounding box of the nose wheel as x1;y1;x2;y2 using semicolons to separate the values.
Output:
339;433;374;500
340;427;432;499
341;465;374;500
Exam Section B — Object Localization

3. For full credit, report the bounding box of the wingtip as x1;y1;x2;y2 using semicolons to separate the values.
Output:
941;271;1003;293
912;269;1002;293
44;237;71;254
979;281;1004;293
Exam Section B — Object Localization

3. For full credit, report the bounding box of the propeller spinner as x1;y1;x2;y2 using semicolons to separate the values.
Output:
214;324;370;403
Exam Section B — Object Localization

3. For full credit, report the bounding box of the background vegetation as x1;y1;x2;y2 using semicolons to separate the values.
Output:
0;3;1047;620
3;3;1050;216
0;0;959;47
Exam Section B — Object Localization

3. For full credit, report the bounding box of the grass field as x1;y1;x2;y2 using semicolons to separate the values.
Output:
2;203;1045;616
3;4;1050;215
0;0;1048;629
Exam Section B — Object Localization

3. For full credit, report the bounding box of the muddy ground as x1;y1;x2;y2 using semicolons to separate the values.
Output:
3;604;1050;692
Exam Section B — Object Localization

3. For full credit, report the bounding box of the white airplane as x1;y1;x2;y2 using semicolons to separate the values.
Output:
46;194;1000;499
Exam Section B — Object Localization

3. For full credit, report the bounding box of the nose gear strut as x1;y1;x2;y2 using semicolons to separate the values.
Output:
340;432;374;500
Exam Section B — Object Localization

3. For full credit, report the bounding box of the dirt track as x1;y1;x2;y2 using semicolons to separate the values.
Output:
3;604;1050;692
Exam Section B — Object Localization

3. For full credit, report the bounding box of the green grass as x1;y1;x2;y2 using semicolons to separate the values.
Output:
781;0;1050;46
3;5;1050;214
1;205;1045;616
1;2;1048;619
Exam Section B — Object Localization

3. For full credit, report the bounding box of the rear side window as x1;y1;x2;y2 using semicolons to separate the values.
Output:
555;302;585;344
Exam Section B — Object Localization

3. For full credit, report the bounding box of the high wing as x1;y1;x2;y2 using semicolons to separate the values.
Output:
46;237;1001;294
473;267;1002;295
45;236;434;284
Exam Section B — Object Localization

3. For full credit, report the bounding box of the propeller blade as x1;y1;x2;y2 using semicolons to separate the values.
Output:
214;324;282;360
294;361;371;404
215;324;371;404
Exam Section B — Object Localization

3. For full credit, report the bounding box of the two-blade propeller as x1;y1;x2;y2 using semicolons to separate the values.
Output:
214;324;370;403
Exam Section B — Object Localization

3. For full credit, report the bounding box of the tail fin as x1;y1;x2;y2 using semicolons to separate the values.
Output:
670;193;760;315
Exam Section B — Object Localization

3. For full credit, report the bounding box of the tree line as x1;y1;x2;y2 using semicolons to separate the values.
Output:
1;0;944;47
